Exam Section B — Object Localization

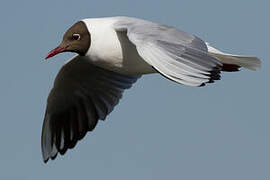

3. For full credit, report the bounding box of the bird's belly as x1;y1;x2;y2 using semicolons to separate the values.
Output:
115;47;156;75
88;50;155;75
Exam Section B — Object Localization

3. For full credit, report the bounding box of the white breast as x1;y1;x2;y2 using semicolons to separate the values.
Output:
82;17;155;75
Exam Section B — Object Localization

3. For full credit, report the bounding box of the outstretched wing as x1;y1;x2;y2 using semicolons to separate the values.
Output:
113;17;222;86
41;55;140;163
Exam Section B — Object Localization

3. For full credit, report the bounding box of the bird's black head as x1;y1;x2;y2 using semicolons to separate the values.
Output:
46;21;91;59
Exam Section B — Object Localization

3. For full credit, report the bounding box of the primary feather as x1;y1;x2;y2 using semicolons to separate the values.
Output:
41;55;140;163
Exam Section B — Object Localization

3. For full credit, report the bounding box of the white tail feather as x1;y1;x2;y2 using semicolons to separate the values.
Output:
206;43;261;71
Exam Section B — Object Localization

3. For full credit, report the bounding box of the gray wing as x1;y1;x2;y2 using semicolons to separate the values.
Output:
113;17;222;86
41;55;140;163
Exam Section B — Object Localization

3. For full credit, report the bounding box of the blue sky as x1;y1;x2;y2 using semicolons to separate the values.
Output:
0;0;269;179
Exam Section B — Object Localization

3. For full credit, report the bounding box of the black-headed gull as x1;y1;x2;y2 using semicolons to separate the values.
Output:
42;16;261;163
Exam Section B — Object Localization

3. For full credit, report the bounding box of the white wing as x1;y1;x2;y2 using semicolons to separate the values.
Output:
41;55;140;163
113;17;222;86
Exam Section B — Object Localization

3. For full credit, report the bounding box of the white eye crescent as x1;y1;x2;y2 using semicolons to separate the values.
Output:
72;34;81;40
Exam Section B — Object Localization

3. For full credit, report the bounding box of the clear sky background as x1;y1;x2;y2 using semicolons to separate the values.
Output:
0;0;269;179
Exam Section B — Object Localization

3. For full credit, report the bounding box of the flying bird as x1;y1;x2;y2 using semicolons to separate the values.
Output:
42;16;261;163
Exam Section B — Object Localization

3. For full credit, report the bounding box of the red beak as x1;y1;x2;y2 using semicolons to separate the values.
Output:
45;46;67;59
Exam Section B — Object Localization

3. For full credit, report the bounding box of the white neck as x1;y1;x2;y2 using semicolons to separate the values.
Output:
82;17;155;75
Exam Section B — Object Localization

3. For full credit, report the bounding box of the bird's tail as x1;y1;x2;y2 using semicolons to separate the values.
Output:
206;43;261;72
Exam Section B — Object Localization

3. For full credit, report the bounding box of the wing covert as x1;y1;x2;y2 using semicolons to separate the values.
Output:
113;17;222;86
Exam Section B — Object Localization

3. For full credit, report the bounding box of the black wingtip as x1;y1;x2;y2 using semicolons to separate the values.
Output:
207;66;222;84
199;83;206;87
51;153;58;160
59;147;68;155
43;157;49;164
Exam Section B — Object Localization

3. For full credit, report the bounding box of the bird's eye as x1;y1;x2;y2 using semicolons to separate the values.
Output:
72;34;81;40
